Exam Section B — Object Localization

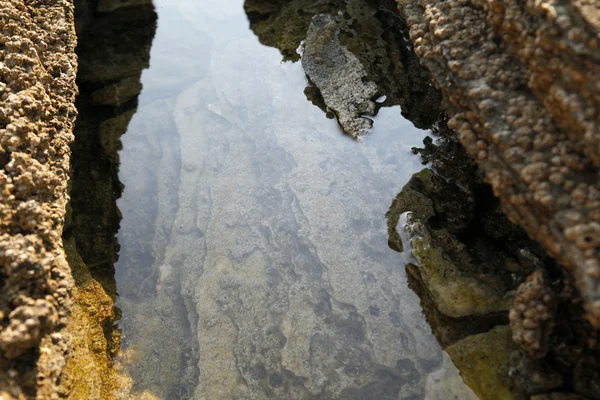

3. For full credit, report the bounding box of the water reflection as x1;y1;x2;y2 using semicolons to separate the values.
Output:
70;0;478;398
62;2;157;397
244;0;441;129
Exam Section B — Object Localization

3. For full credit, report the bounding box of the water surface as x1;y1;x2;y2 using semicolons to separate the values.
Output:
113;1;477;398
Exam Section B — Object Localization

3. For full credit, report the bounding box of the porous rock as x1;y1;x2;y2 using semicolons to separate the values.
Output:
245;0;442;128
302;14;378;138
509;269;557;359
0;0;78;397
394;0;600;327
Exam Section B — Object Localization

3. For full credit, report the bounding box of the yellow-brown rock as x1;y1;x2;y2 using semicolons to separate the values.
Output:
0;0;78;397
59;237;120;400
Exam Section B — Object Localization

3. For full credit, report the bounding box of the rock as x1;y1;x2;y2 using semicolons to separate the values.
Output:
97;0;152;13
509;269;558;359
0;0;78;397
301;14;378;137
387;168;512;319
91;77;143;106
507;350;564;395
59;238;120;400
75;4;157;83
394;0;600;328
530;394;590;400
59;1;158;399
446;325;522;400
245;0;442;128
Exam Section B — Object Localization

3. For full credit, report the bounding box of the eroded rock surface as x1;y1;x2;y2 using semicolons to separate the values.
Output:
391;132;600;397
394;0;600;327
245;0;441;129
302;14;378;137
0;0;78;398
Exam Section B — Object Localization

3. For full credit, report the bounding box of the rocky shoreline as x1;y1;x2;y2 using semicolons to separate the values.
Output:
394;0;600;329
0;0;599;399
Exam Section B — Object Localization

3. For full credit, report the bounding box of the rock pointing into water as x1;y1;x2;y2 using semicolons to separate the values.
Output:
302;14;378;138
0;0;78;398
394;0;600;328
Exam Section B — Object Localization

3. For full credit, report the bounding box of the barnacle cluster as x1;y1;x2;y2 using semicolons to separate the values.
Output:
0;0;77;397
509;269;557;359
395;0;600;328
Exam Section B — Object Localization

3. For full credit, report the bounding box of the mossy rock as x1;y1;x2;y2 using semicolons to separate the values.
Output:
388;168;511;318
446;325;522;400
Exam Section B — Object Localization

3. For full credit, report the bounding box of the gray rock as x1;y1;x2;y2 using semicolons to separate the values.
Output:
301;14;378;138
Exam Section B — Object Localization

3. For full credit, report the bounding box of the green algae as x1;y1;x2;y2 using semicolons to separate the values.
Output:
60;1;158;398
387;168;512;319
446;326;523;400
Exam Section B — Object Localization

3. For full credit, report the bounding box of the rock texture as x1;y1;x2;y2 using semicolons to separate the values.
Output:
389;131;600;397
302;14;378;138
245;0;442;129
59;1;157;399
0;0;78;398
393;0;600;327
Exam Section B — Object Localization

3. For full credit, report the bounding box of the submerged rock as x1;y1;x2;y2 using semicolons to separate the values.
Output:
394;0;600;328
302;14;378;137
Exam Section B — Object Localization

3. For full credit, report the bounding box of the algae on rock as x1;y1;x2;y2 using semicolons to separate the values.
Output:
387;168;512;319
59;1;158;398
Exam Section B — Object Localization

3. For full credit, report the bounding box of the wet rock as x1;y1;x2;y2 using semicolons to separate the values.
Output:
59;238;121;400
76;4;157;83
398;133;600;397
0;0;78;397
530;394;590;400
508;350;564;395
387;168;512;319
394;0;600;328
302;14;378;137
91;77;143;106
97;0;152;13
59;1;158;399
446;325;522;400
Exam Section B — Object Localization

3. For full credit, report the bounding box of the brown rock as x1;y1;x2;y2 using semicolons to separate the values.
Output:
0;0;78;397
394;0;600;327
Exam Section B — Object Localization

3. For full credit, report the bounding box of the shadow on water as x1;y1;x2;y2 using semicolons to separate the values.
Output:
61;0;158;397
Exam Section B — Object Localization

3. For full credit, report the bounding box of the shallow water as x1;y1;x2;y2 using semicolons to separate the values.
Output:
112;0;477;398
